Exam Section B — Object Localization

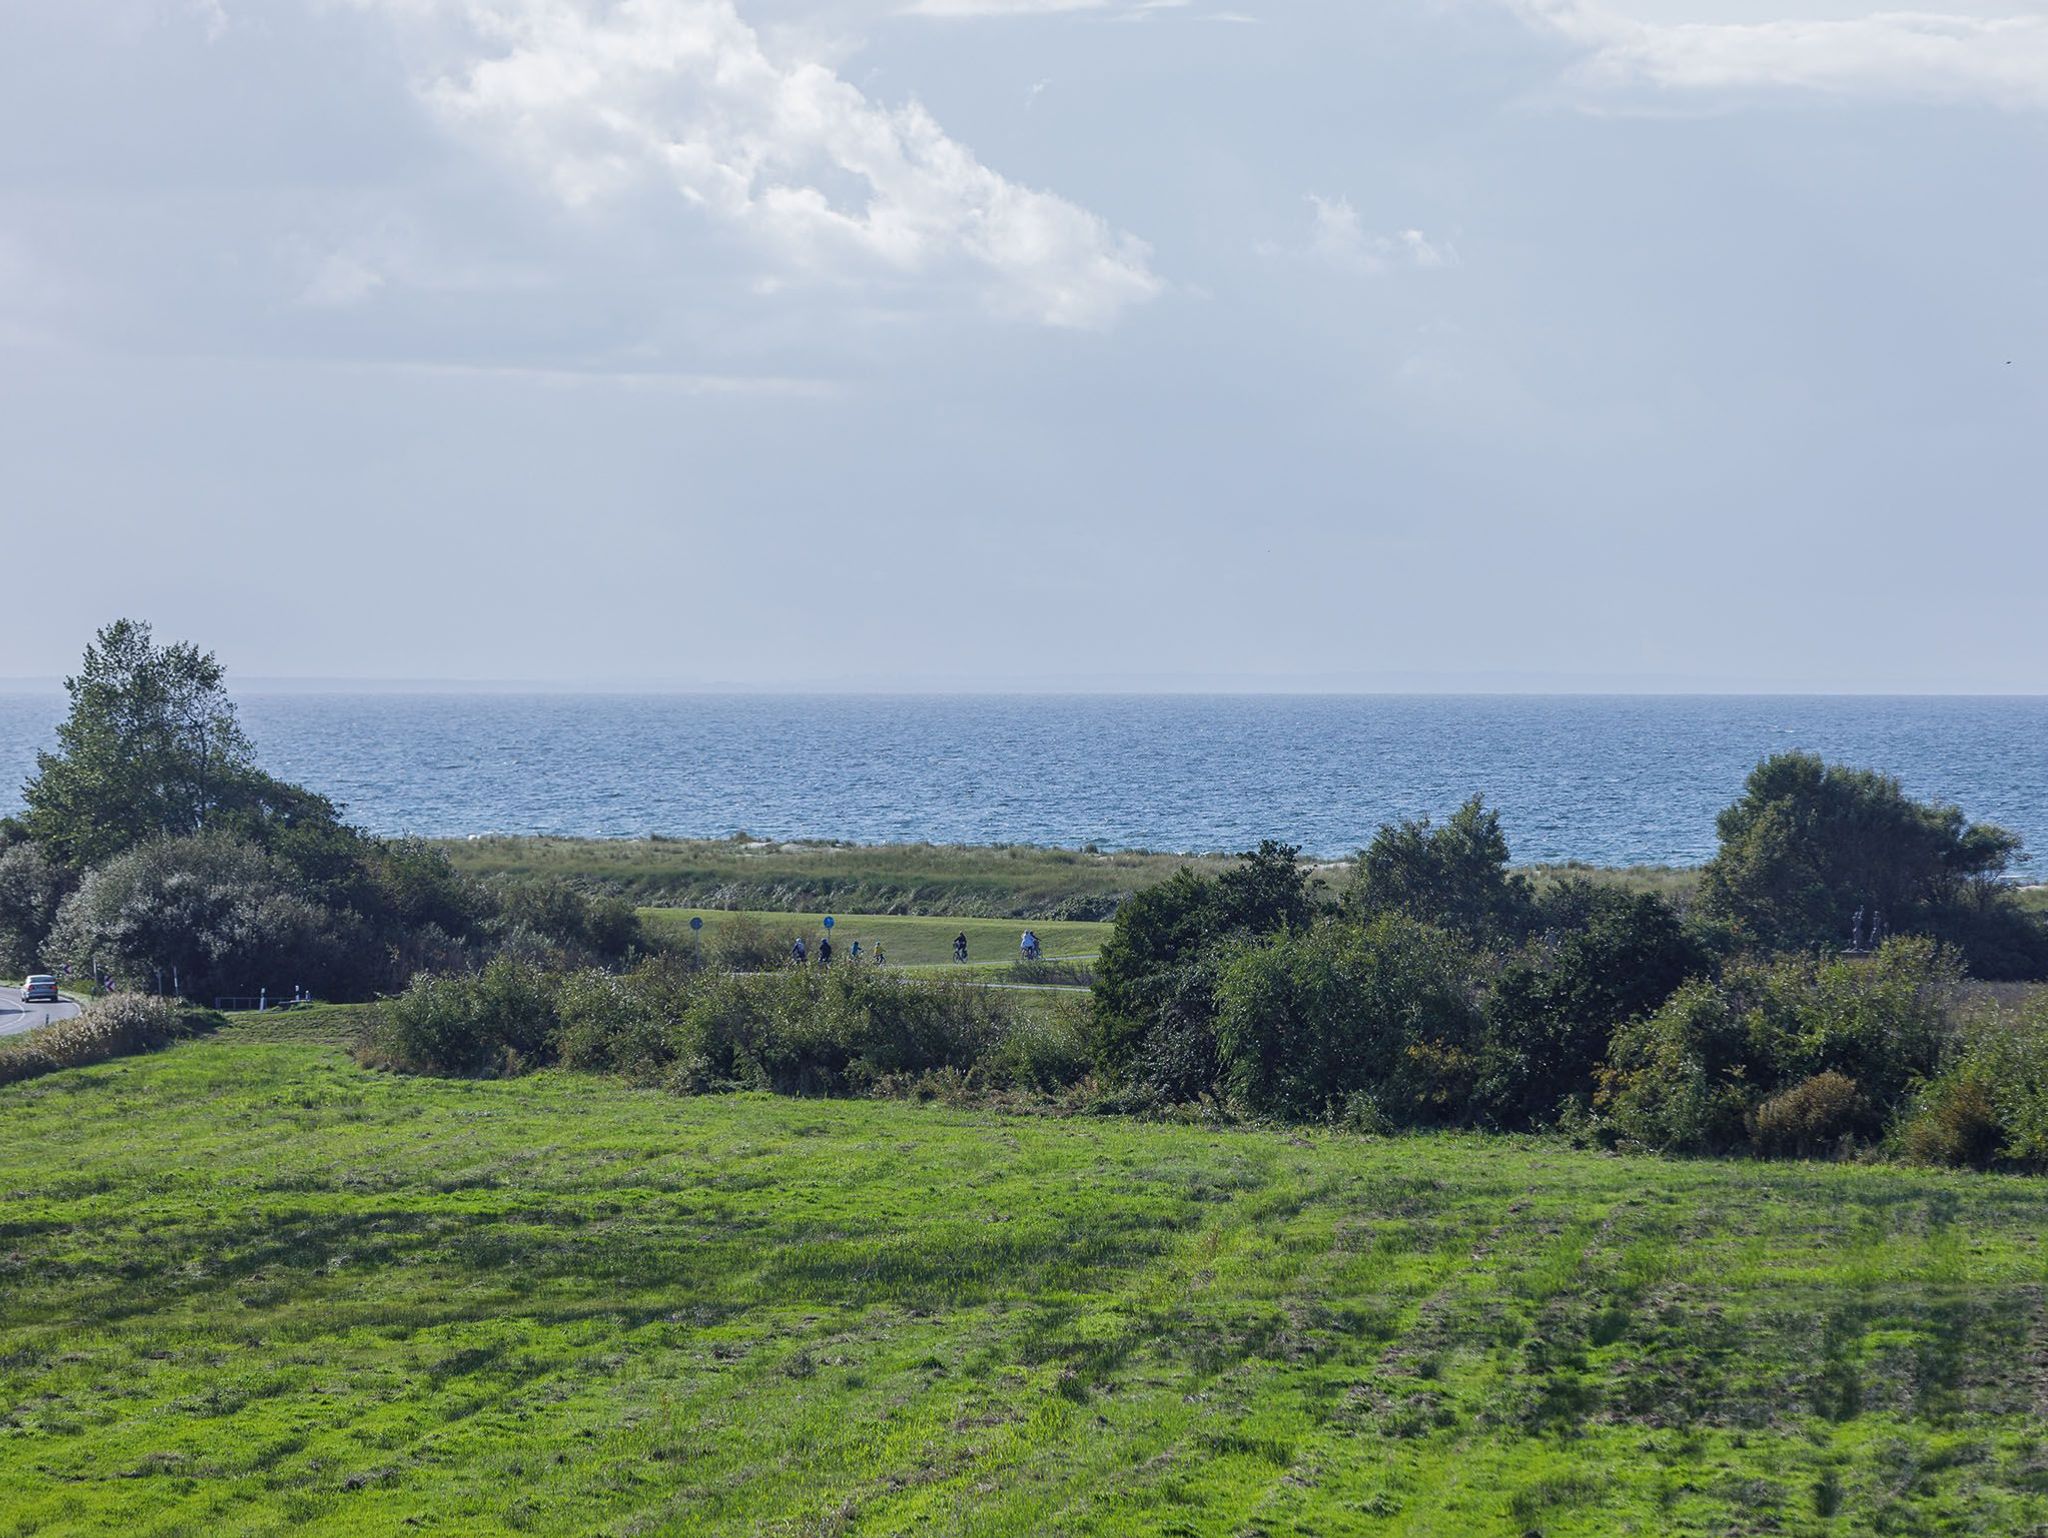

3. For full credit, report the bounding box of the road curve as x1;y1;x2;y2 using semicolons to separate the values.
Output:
0;985;82;1038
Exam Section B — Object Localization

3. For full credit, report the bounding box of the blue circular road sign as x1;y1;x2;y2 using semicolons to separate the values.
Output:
822;915;835;929
690;916;704;931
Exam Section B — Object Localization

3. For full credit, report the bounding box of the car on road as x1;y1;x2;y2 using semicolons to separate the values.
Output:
21;975;59;1003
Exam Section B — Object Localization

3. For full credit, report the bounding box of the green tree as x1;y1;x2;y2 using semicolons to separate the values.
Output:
1699;752;2043;976
44;832;373;1001
1479;881;1707;1128
23;620;258;867
0;841;71;975
1344;795;1534;945
1215;915;1483;1124
1089;843;1318;1103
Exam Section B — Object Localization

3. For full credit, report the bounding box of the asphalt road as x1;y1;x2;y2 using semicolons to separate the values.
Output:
0;985;81;1038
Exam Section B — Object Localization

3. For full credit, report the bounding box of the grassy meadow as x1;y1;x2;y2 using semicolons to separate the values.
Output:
7;1022;2048;1536
637;908;1108;970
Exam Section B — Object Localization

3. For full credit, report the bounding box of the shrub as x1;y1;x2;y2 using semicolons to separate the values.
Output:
982;999;1094;1094
1480;882;1707;1128
1596;982;1756;1155
486;877;643;968
1900;1002;2048;1170
0;840;70;976
554;960;697;1080
1215;916;1483;1124
1600;937;1959;1156
366;957;562;1076
1752;1071;1871;1158
1898;1068;2005;1169
1743;936;1960;1111
494;959;1050;1101
0;992;219;1087
705;913;804;972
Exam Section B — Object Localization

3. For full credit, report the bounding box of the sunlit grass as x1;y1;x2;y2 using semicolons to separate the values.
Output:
5;1030;2047;1536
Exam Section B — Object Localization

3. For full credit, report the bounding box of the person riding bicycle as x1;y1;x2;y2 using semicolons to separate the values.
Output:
953;932;969;964
1021;930;1041;963
790;936;807;966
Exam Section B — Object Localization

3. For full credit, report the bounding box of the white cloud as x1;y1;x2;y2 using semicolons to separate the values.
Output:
355;0;1160;328
1270;195;1455;275
1515;3;2048;108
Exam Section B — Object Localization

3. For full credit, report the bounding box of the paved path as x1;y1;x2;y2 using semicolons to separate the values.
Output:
0;985;81;1038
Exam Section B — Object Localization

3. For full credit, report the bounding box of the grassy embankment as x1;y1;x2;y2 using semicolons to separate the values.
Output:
6;1021;2048;1537
446;836;1705;918
442;837;1220;920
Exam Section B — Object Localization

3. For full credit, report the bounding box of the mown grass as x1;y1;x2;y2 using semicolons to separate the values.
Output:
6;1031;2048;1536
639;908;1108;969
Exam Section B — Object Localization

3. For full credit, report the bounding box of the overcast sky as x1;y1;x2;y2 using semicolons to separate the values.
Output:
1;0;2043;690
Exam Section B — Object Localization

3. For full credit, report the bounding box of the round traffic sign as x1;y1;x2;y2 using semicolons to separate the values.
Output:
822;915;835;929
690;916;704;931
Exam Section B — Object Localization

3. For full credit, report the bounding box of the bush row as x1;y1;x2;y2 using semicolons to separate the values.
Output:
364;957;1094;1100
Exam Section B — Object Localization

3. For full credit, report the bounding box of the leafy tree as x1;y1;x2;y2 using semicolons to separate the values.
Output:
24;620;261;867
1699;752;2043;977
1479;881;1707;1128
1090;843;1318;1103
44;833;373;1001
1215;840;1319;936
366;837;492;939
1092;869;1228;1098
0;841;72;975
1344;795;1534;946
1215;915;1483;1124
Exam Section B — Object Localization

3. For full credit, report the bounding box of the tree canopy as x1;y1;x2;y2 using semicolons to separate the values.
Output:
1698;752;2040;974
24;621;264;867
1343;795;1534;946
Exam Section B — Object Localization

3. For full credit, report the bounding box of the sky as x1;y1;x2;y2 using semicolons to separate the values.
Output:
0;0;2043;691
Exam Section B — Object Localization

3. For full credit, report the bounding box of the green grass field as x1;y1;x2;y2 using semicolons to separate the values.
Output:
639;908;1108;969
7;1024;2048;1536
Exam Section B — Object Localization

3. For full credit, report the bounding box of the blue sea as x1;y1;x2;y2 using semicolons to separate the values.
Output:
1;693;2043;865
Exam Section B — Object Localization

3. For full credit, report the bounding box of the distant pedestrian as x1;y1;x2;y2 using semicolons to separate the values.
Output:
791;935;807;966
953;932;969;964
818;935;833;966
850;940;863;962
